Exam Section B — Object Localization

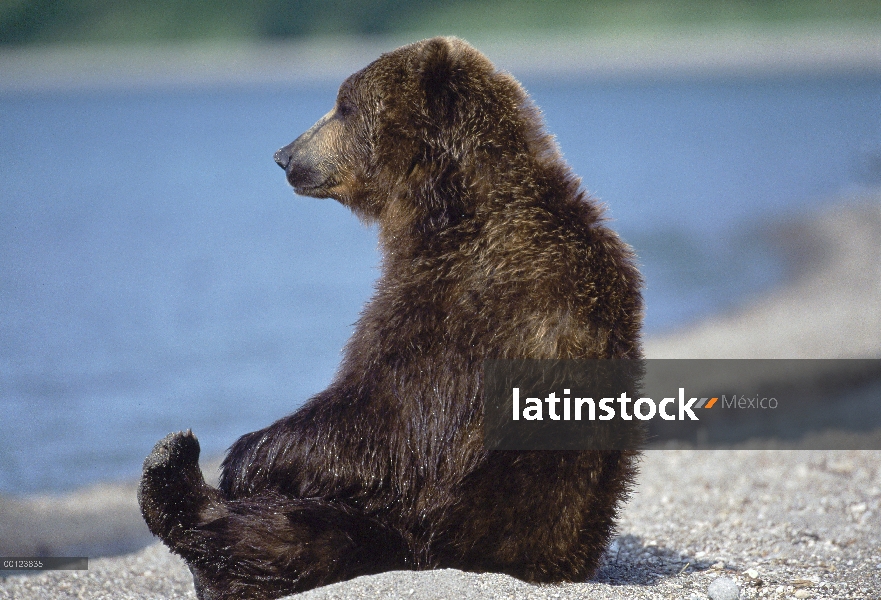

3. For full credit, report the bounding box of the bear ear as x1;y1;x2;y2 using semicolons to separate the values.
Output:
414;37;468;121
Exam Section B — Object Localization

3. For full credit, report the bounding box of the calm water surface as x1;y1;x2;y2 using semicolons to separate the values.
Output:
1;73;879;493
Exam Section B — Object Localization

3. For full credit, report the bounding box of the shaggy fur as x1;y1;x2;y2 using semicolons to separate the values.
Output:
138;37;643;600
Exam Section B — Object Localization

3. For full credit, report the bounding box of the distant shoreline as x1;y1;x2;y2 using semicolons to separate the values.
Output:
1;25;880;92
646;192;881;359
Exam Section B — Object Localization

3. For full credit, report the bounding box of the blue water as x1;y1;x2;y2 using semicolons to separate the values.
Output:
1;73;879;494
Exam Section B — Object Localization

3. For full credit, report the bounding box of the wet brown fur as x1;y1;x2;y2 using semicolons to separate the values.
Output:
138;37;643;600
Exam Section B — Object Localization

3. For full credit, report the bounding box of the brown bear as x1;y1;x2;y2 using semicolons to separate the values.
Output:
138;37;643;600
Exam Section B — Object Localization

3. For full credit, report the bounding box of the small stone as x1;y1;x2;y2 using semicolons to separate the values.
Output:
708;576;740;600
849;502;867;514
794;590;811;599
745;568;759;579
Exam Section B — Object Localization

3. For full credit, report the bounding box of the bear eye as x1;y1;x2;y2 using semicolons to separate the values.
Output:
336;98;356;118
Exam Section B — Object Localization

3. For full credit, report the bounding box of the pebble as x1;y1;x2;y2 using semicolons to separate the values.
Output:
707;576;740;600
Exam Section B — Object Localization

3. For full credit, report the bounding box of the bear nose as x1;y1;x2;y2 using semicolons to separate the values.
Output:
274;147;290;170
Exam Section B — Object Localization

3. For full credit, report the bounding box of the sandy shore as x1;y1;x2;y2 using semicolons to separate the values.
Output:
1;197;879;599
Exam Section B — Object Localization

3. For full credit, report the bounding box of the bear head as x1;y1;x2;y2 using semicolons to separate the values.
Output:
274;37;563;238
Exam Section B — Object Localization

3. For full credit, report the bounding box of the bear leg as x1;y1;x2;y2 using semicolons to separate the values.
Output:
432;449;638;583
139;431;413;599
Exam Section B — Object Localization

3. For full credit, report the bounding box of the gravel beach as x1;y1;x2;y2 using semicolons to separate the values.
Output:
2;449;879;600
2;196;879;599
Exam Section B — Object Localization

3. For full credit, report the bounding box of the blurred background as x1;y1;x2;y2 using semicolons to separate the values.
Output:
1;1;880;496
2;0;881;44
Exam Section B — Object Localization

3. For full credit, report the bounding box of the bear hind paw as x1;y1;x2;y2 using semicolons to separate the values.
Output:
138;430;222;548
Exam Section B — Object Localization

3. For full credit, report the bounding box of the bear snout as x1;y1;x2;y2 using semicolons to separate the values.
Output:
275;109;347;197
274;140;330;195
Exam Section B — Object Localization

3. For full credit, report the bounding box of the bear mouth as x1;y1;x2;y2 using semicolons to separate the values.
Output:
286;169;337;198
291;177;339;198
292;184;326;198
